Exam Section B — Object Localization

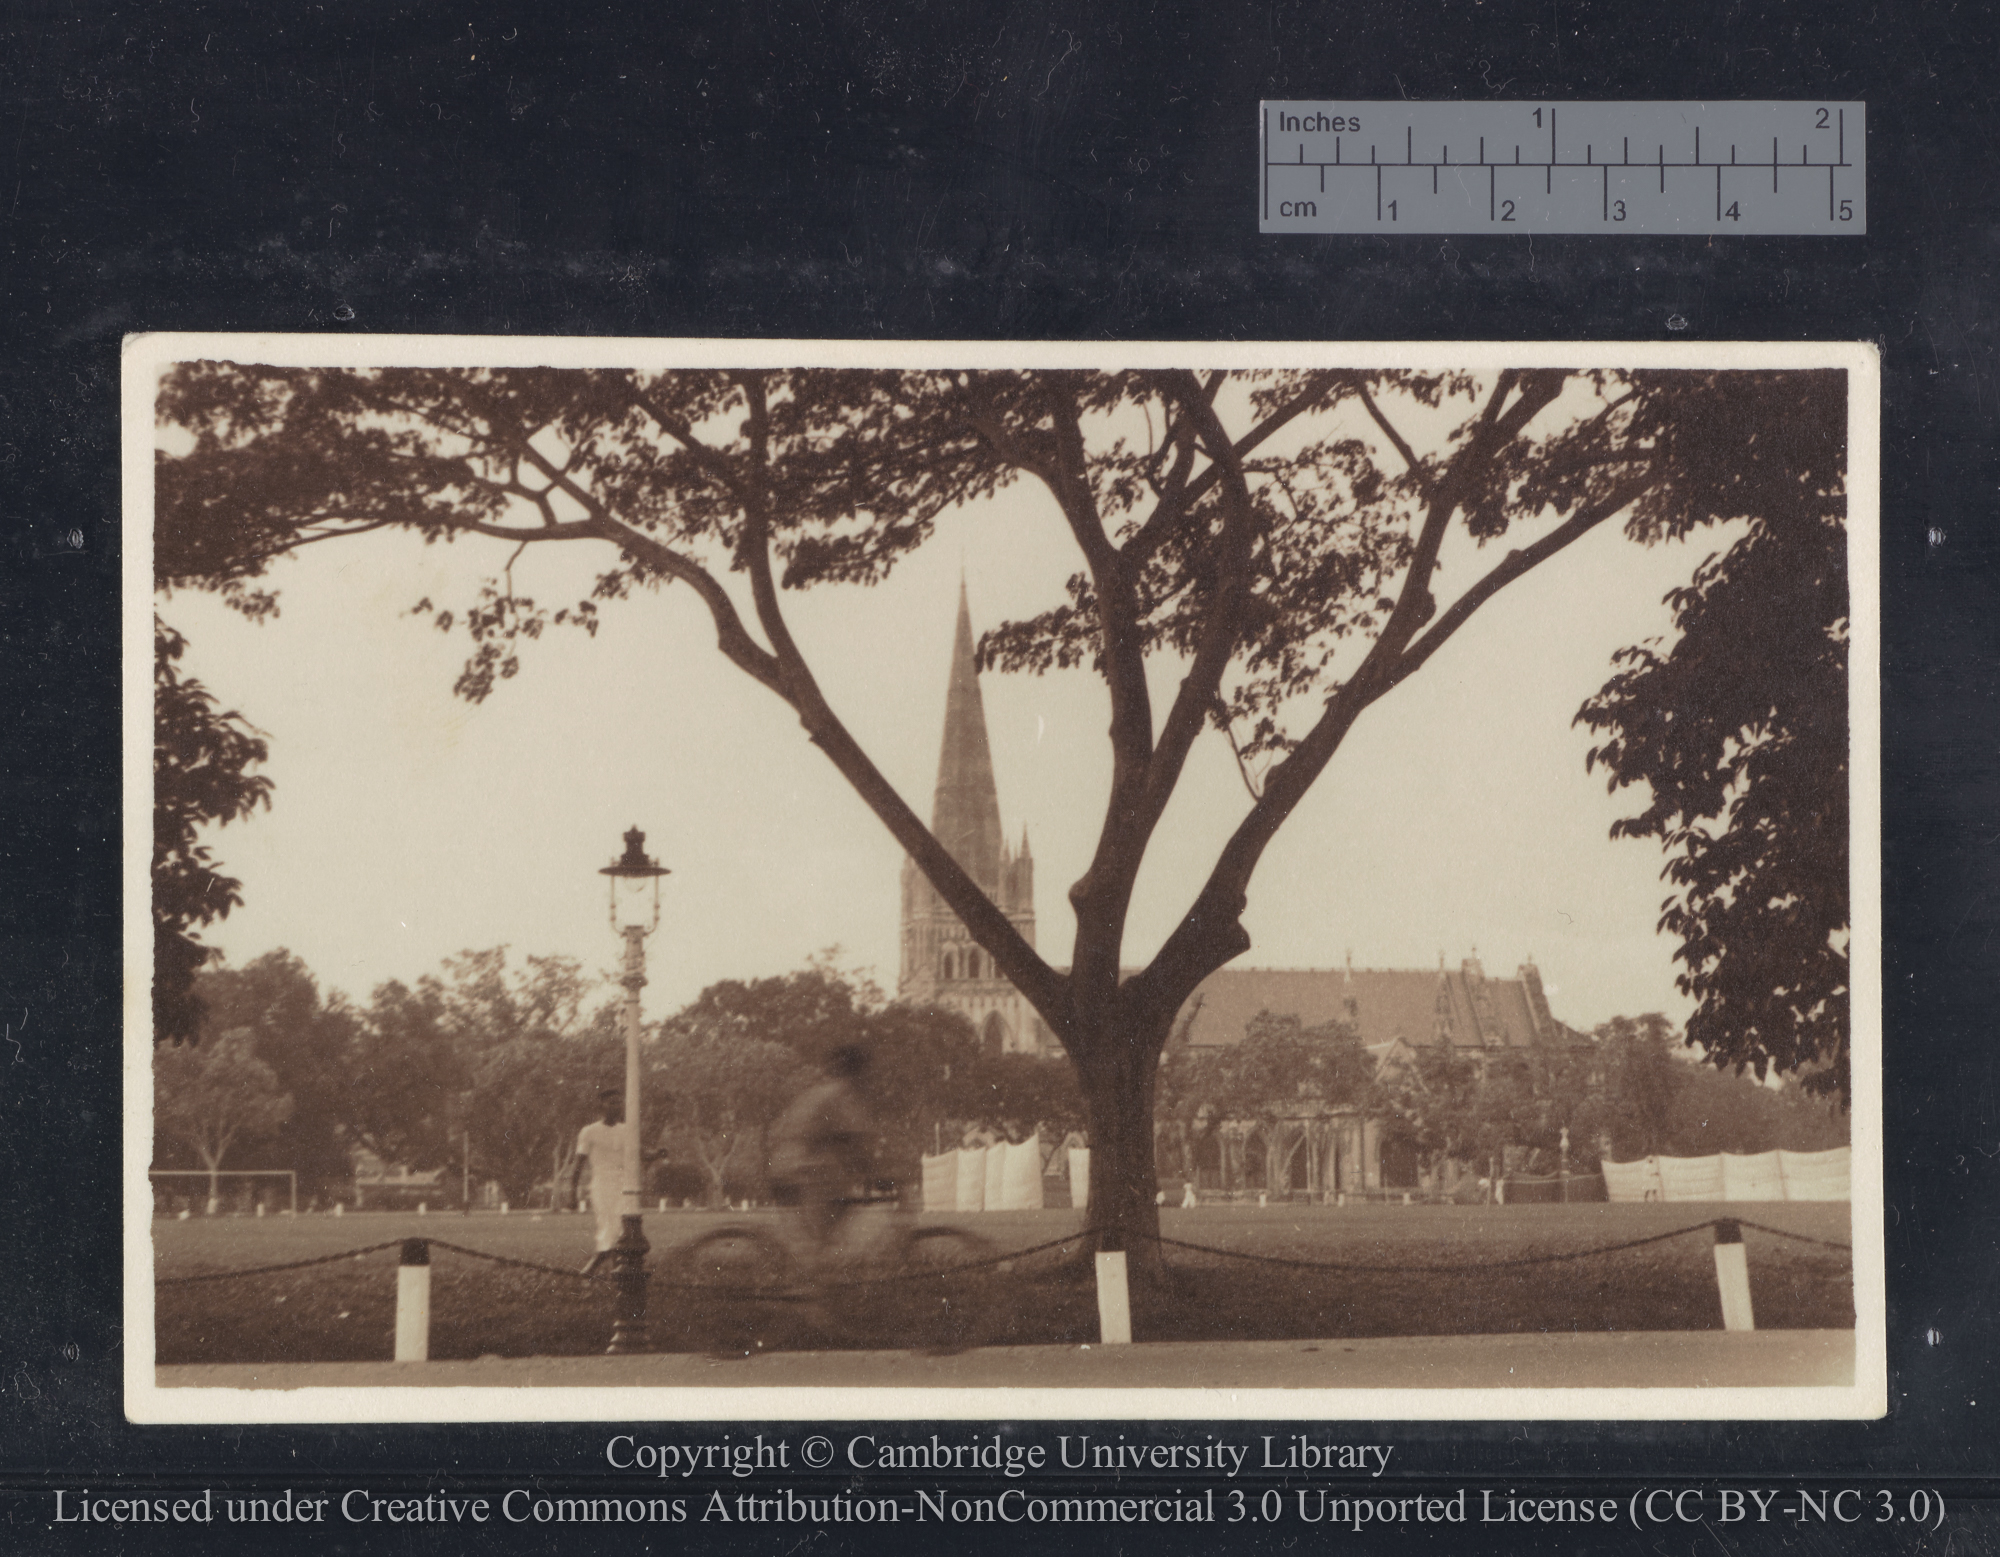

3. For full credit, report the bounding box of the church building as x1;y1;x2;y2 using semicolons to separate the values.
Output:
897;584;1053;1056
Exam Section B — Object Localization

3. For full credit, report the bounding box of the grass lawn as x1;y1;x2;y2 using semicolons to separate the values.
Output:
152;1201;1855;1366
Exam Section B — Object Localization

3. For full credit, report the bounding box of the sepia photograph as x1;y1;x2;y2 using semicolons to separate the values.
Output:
123;335;1881;1423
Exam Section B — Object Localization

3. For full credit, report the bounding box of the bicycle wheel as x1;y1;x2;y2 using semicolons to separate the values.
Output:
889;1227;1000;1353
667;1227;796;1357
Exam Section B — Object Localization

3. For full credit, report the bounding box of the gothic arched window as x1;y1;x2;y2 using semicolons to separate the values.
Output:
942;950;957;980
981;1011;1009;1056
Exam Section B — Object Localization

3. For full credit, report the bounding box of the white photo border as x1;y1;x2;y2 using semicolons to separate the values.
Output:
122;334;1883;1425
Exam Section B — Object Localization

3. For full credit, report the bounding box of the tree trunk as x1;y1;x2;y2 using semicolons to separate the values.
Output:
1074;1020;1169;1271
698;1139;729;1210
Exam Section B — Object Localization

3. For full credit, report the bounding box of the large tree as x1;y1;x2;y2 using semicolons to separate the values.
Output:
153;619;273;1044
1576;370;1851;1102
154;362;1845;1257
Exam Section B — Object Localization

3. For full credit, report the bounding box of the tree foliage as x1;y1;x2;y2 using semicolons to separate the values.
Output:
1367;1044;1493;1170
341;975;468;1170
441;949;622;1203
1576;372;1850;1102
1162;1011;1372;1128
153;619;272;1044
181;950;361;1198
154;361;1848;1249
1590;1014;1849;1160
157;945;1079;1207
153;1026;293;1206
648;963;1075;1197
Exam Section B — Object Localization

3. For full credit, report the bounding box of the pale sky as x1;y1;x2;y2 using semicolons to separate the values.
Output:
148;354;1760;1033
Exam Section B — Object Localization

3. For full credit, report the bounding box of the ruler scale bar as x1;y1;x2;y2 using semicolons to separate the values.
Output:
1261;100;1865;234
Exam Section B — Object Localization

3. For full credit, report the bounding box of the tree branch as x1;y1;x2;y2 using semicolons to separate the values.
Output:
1122;369;1347;572
1129;370;1581;1027
453;516;605;545
1389;478;1653;687
1360;370;1568;677
216;516;402;574
703;375;1075;1036
1137;371;1259;824
624;383;751;503
1038;379;1159;1000
1215;697;1266;801
1353;380;1433;500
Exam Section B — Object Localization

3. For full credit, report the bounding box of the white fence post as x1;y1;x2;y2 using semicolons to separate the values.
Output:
394;1239;432;1362
1712;1220;1755;1331
1094;1251;1132;1345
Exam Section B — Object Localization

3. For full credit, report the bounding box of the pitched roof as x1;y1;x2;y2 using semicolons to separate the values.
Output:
1177;961;1562;1052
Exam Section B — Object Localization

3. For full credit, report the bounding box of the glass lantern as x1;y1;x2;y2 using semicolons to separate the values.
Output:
600;826;670;932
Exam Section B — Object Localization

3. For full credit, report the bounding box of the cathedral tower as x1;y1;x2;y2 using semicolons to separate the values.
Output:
898;583;1048;1055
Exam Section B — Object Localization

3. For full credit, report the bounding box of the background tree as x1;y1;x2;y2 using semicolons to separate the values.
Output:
189;950;359;1201
153;1026;293;1212
646;963;1048;1196
1661;1062;1851;1158
650;1023;805;1207
1577;371;1850;1102
855;999;984;1178
1586;1012;1851;1161
342;975;466;1170
440;948;622;1204
1157;1011;1372;1191
1592;1014;1685;1160
959;1049;1085;1148
1367;1044;1490;1181
152;619;272;1044
1462;1043;1614;1174
156;362;1844;1257
1162;1009;1368;1120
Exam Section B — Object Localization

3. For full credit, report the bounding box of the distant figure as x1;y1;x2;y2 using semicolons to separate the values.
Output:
767;1044;877;1259
570;1089;635;1276
1181;1181;1198;1209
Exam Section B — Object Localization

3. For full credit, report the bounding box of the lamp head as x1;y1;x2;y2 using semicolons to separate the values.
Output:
600;826;670;932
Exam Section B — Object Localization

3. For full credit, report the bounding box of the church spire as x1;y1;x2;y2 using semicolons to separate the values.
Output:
930;580;1005;892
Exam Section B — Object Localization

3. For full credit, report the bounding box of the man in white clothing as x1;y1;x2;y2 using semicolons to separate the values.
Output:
570;1089;635;1276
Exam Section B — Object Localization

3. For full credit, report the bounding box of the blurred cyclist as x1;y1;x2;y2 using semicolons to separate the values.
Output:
766;1043;877;1259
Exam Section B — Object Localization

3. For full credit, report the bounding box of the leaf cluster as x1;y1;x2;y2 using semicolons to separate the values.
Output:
1577;372;1849;1101
153;619;274;1044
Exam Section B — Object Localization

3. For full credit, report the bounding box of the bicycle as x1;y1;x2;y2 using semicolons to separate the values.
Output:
663;1184;1003;1357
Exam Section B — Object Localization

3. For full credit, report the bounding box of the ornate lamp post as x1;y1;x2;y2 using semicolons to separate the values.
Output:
599;826;670;1354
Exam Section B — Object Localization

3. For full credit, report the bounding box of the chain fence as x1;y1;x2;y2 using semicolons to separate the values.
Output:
1152;1216;1850;1275
157;1215;1847;1293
